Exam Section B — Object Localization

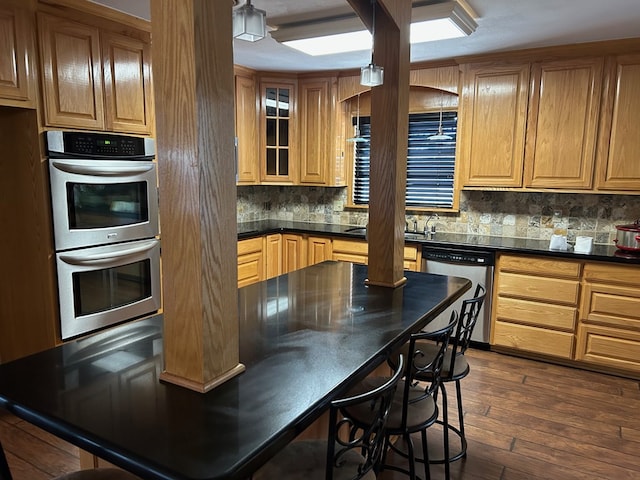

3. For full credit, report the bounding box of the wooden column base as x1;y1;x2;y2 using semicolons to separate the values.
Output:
365;276;407;288
160;363;246;393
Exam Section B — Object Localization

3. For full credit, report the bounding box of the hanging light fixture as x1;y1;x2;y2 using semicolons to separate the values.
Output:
360;0;384;87
428;92;453;141
347;93;368;143
232;0;267;42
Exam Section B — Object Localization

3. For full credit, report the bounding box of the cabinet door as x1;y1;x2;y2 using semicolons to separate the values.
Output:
0;5;33;105
524;58;604;189
38;13;105;130
282;234;306;273
264;234;282;279
595;54;640;191
299;78;330;184
459;62;529;187
308;236;332;266
235;73;259;184
260;79;297;183
102;31;153;134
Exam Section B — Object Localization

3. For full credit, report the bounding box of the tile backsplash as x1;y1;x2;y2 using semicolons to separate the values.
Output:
237;186;640;245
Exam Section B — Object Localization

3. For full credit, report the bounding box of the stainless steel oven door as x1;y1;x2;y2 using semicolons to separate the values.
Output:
49;158;159;251
56;238;161;340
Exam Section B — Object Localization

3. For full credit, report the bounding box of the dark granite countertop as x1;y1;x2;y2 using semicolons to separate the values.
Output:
238;220;640;265
0;262;470;480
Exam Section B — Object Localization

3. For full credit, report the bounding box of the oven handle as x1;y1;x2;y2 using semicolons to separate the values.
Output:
51;160;155;177
58;240;158;267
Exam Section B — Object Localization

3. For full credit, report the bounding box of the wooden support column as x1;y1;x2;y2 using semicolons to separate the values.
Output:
347;0;411;287
151;0;244;392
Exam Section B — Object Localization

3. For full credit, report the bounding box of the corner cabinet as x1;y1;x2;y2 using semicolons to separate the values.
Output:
299;77;336;185
38;13;153;134
595;54;640;191
458;62;530;187
524;57;604;189
0;3;36;108
259;78;297;183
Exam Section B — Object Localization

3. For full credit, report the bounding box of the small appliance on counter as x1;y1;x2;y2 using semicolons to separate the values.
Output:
614;219;640;253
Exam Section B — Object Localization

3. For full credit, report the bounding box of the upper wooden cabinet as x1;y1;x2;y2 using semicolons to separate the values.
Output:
459;62;530;187
235;71;259;184
0;3;36;108
101;31;153;134
260;77;297;183
299;77;331;185
524;57;604;189
38;13;153;134
595;54;640;191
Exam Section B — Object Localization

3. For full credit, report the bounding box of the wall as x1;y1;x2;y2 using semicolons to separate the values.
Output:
237;186;640;245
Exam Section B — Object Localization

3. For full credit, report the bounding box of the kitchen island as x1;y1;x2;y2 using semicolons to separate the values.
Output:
0;261;470;480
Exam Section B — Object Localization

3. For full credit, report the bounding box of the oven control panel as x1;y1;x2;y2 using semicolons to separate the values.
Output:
46;130;155;159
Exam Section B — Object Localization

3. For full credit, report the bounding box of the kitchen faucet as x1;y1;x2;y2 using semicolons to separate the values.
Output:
424;214;439;235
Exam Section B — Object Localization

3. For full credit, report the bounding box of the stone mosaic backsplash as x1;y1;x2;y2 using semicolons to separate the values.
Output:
237;186;640;246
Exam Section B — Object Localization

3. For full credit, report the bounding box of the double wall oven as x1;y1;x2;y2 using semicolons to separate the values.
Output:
47;131;161;340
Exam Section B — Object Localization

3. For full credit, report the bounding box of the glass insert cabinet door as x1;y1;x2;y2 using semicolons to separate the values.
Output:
260;80;296;182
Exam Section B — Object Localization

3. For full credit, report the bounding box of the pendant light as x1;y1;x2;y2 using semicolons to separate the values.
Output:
428;92;453;141
232;0;267;42
360;0;384;87
347;93;367;143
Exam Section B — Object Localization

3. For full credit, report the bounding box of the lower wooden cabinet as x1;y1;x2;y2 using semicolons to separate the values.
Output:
491;254;581;359
331;238;420;272
576;262;640;375
264;234;282;280
237;237;264;287
307;236;333;265
282;234;307;273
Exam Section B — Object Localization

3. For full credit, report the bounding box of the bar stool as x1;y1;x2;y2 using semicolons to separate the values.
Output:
397;284;486;478
253;355;404;480
347;318;457;480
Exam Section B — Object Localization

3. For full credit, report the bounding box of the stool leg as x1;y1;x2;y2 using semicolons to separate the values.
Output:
455;380;467;459
440;382;450;480
0;440;12;480
420;429;431;480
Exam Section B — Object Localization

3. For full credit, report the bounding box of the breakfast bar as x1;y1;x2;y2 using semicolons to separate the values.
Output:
0;261;470;480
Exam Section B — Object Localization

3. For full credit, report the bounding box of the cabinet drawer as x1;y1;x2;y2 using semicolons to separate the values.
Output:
498;272;580;305
495;296;577;331
237;237;263;256
499;255;581;278
332;239;368;255
576;324;640;374
581;283;640;330
493;321;574;359
403;245;418;261
237;252;263;287
584;262;640;287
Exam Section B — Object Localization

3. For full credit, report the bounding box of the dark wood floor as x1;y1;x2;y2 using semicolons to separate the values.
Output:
2;348;640;479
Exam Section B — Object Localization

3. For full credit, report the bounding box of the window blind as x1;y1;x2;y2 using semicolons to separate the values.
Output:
353;112;457;208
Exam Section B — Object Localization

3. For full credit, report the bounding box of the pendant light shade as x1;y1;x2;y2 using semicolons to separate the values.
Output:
360;63;384;87
233;0;266;42
428;93;453;141
360;0;384;87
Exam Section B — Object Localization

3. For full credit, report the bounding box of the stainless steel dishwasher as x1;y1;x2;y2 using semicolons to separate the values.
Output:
421;246;494;348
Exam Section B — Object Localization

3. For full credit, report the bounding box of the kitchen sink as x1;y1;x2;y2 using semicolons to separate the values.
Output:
343;227;367;233
404;232;426;241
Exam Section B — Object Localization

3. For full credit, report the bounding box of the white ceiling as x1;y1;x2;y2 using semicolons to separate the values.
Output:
92;0;640;72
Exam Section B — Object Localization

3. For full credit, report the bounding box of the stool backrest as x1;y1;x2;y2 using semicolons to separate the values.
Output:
327;355;404;480
400;317;457;427
449;284;486;364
